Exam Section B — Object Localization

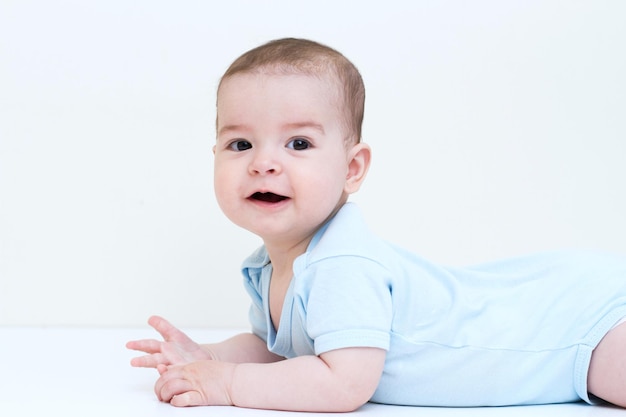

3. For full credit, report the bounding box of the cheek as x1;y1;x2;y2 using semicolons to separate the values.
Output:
324;158;350;186
306;164;348;199
213;165;234;203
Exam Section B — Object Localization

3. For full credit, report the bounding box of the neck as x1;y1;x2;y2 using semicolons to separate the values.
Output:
262;200;346;279
264;237;311;281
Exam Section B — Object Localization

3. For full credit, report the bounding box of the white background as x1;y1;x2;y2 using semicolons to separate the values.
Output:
1;0;625;327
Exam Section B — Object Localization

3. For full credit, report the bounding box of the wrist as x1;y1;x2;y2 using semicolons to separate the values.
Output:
224;362;238;406
200;344;218;361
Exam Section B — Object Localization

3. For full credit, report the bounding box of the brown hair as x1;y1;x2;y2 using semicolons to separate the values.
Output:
217;38;365;143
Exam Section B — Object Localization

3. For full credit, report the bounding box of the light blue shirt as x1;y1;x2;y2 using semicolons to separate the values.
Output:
241;203;626;406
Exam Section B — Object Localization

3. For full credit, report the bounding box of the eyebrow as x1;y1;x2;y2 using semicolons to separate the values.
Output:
283;121;325;135
217;124;246;137
217;121;325;137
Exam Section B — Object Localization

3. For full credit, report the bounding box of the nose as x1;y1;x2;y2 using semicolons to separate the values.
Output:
248;149;281;176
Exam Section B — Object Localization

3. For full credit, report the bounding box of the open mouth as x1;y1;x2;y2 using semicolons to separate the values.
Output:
249;192;289;203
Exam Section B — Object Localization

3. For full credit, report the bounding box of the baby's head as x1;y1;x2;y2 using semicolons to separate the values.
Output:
217;38;365;144
213;39;371;244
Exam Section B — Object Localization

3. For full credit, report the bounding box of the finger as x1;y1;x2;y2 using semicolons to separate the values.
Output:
154;367;169;401
126;339;163;354
148;315;171;337
157;364;169;375
148;316;192;344
156;370;190;403
130;353;165;368
171;391;204;407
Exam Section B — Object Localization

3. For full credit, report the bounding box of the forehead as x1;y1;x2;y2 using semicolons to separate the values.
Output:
217;72;342;128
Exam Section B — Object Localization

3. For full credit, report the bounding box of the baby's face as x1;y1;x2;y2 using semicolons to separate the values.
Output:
214;72;353;247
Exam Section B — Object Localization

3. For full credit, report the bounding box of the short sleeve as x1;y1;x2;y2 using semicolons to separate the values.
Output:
294;256;393;355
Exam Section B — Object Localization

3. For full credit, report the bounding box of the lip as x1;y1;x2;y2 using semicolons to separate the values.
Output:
246;191;291;208
249;191;288;203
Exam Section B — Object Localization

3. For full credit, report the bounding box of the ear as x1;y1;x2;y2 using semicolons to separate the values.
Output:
212;144;216;154
344;143;371;194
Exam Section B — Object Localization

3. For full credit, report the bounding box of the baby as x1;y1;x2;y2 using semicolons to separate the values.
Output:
127;38;626;412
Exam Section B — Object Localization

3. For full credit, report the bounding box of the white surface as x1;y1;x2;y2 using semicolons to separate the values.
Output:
1;327;624;417
1;1;626;328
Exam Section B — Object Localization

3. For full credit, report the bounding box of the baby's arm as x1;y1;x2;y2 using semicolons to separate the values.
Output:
155;346;386;412
588;321;626;407
207;332;284;363
126;316;282;367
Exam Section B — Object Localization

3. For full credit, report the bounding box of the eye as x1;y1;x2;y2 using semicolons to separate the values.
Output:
286;138;311;151
228;140;252;151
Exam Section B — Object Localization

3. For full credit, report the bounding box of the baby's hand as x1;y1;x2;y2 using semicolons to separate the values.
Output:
126;315;213;368
155;360;236;407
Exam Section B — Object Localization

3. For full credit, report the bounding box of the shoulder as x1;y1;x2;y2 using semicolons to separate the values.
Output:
292;203;398;300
